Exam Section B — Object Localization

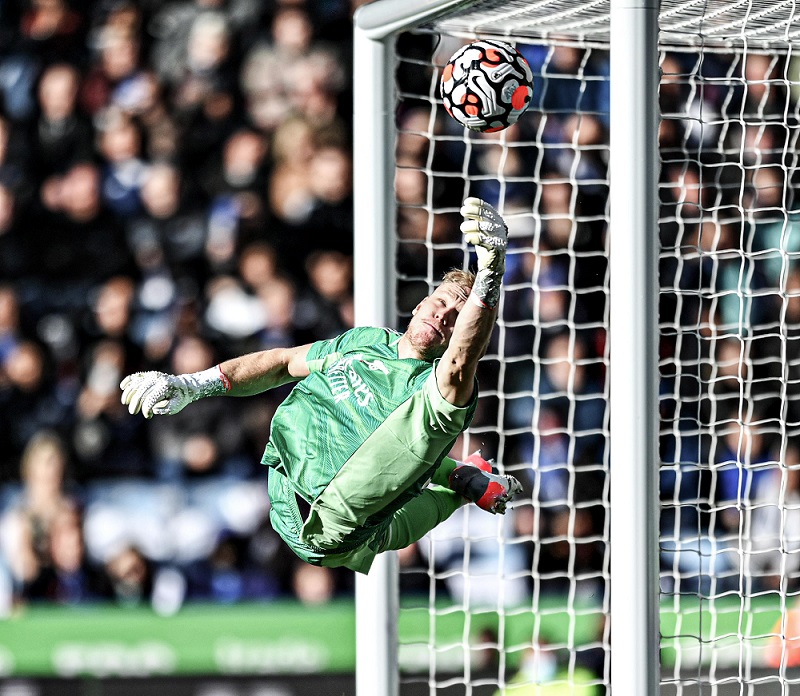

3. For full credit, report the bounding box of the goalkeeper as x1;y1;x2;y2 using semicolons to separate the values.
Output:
120;198;521;574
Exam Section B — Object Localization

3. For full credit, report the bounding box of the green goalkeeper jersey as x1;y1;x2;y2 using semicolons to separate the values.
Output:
262;326;477;568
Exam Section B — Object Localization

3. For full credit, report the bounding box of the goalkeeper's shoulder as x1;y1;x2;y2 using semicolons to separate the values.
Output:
321;326;400;352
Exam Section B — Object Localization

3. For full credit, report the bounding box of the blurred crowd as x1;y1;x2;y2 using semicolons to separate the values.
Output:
657;50;800;598
0;0;360;612
0;4;799;663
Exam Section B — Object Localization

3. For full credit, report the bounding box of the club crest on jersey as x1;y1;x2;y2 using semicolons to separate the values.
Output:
365;359;389;375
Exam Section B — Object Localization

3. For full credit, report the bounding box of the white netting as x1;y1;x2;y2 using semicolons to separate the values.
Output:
383;2;800;694
424;0;800;48
394;33;610;694
658;45;800;694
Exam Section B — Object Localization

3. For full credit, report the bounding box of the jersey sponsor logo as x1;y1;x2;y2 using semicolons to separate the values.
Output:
327;353;383;407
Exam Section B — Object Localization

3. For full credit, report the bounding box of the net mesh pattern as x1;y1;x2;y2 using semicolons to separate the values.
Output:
386;5;800;692
394;32;610;694
657;44;800;693
424;0;800;47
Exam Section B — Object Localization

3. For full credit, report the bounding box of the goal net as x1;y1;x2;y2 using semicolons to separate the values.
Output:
356;1;800;694
392;27;611;695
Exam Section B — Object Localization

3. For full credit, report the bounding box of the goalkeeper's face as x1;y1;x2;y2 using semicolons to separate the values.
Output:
404;283;468;360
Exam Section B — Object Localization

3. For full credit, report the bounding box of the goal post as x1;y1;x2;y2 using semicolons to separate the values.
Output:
353;6;470;695
607;2;661;696
351;13;399;696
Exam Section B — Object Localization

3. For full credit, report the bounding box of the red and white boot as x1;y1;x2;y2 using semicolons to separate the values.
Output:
448;452;522;515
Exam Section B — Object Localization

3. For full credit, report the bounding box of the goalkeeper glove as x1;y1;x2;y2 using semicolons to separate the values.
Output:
460;197;508;308
120;366;230;419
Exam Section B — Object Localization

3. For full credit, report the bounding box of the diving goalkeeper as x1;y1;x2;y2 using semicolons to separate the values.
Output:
119;198;521;574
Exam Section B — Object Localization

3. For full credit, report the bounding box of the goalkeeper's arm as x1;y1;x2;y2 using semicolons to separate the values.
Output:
219;344;312;396
436;197;507;408
120;344;312;419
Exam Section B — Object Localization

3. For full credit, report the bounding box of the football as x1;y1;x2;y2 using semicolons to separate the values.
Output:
440;40;534;133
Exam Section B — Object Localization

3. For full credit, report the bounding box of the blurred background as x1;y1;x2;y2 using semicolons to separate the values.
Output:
0;0;362;612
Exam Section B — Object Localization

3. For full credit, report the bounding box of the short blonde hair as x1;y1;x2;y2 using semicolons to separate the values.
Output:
441;268;475;300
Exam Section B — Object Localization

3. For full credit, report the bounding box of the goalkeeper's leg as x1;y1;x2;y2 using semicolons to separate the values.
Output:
379;453;522;552
379;485;464;552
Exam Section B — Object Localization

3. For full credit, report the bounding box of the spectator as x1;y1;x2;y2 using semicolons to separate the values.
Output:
0;341;73;479
202;128;270;272
201;127;269;203
525;407;571;510
95;109;148;218
289;47;347;129
45;504;110;604
532;44;609;126
172;12;242;173
147;335;250;481
80;22;146;117
28;64;94;182
19;0;85;66
148;0;262;88
507;330;606;468
682;412;781;594
758;264;800;427
418;501;530;607
73;339;151;480
302;142;354;258
0;115;28;196
127;70;181;161
502;226;570;361
290;561;337;606
295;250;354;343
238;5;315;132
237;240;279;295
254;274;297;351
28;161;134;319
0;431;78;602
714;414;777;536
129;162;208;284
203;273;266;355
103;544;156;608
469;124;538;207
729;53;789;124
747;444;800;593
394;154;463;290
79;275;143;368
183;530;280;603
537;503;606;598
265;115;316;256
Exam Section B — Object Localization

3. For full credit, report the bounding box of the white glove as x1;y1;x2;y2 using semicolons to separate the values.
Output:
460;197;508;307
120;367;228;419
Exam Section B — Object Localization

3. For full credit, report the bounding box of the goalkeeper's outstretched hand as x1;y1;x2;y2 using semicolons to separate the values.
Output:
120;371;197;419
121;365;230;419
459;197;508;307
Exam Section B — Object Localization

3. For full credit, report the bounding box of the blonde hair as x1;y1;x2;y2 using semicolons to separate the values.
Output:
441;268;475;300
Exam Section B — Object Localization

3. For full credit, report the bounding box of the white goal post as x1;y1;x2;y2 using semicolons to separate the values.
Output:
353;1;800;695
